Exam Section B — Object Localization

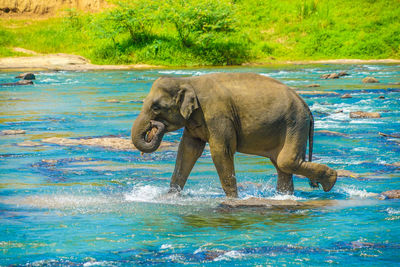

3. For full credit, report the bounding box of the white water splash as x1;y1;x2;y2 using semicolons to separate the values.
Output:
269;194;305;201
214;250;245;261
160;244;173;250
339;185;378;198
124;183;223;205
386;207;400;215
124;184;165;203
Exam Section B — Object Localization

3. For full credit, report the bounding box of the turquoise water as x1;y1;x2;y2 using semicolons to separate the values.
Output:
1;65;399;266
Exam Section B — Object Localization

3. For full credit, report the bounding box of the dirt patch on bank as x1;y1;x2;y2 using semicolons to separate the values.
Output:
0;52;162;71
0;0;108;17
0;51;399;71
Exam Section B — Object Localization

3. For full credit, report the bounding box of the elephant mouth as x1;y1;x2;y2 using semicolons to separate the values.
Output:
145;120;166;143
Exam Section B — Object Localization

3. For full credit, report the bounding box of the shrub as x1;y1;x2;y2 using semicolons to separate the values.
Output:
162;0;237;47
98;0;159;43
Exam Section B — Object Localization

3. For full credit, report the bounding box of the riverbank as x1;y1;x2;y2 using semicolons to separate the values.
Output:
1;53;400;71
1;0;399;68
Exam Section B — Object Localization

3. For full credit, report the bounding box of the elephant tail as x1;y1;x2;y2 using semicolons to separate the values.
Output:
308;113;314;162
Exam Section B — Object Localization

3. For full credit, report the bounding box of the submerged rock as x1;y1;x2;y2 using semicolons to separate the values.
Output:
220;197;336;209
387;162;400;167
337;170;360;178
362;77;379;83
15;72;36;80
350;111;381;118
41;136;173;151
17;140;42;147
1;129;26;135
380;190;400;199
0;80;33;86
106;99;120;103
296;90;339;96
220;198;304;209
315;130;349;137
379;132;400;138
305;84;320;88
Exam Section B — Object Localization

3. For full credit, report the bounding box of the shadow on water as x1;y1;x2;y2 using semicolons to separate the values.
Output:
181;208;313;229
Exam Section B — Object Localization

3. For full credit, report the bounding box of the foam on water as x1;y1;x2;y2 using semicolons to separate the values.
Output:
124;184;165;203
0;194;118;210
338;185;379;198
214;250;245;262
123;183;223;206
386;208;400;215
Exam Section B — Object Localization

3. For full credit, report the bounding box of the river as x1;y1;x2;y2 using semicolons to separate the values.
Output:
1;64;399;265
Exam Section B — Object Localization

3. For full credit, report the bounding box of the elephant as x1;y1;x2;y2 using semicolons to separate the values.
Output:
131;73;337;198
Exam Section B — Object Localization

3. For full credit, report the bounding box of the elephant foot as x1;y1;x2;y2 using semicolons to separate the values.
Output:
309;180;319;189
317;169;337;192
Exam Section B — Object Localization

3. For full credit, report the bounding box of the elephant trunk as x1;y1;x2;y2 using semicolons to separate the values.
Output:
131;114;166;153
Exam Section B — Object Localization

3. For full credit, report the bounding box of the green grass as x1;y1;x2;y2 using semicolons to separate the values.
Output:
1;0;399;66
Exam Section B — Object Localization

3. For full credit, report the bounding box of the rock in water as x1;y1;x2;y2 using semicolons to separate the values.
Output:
106;99;120;103
350;111;381;118
341;94;352;99
380;190;400;199
1;129;26;135
305;84;320;88
320;73;339;79
362;77;379;83
337;170;360;178
15;73;36;80
220;197;337;209
339;71;349;76
0;80;33;86
220;197;304;209
379;132;400;138
41;136;174;151
17;140;42;147
315;130;349;137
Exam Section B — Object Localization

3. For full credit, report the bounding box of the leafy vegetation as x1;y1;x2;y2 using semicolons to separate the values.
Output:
0;0;399;66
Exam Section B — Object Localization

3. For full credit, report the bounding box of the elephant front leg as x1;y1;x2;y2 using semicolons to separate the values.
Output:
209;136;238;198
169;129;205;193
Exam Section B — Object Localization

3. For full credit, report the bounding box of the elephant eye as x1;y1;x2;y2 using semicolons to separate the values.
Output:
152;103;161;111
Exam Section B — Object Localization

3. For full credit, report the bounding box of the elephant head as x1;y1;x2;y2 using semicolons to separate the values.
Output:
131;77;199;153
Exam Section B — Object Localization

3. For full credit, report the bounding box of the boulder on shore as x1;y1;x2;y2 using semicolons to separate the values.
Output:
362;77;379;83
380;190;400;199
350;111;381;119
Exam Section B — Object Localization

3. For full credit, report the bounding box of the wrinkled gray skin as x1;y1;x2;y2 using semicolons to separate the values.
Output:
131;73;337;198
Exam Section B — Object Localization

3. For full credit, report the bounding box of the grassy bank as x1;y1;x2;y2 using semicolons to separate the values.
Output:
1;0;399;66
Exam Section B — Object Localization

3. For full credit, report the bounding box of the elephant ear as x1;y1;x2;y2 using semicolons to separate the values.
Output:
177;84;199;120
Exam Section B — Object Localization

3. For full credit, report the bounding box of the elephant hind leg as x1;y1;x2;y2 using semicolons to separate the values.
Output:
276;143;337;192
271;160;294;195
